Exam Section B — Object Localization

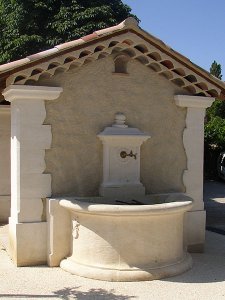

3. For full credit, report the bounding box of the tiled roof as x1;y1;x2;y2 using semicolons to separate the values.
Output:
0;17;225;100
0;18;136;74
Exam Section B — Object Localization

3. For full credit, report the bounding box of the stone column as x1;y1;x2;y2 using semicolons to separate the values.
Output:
175;95;214;252
2;85;62;266
0;106;11;222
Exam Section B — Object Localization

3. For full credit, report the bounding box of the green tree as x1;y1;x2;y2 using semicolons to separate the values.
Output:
206;61;225;129
210;60;222;80
0;0;138;64
205;117;225;150
204;61;224;178
206;61;225;122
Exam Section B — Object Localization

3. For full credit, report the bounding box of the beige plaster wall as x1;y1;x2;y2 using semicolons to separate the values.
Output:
42;57;188;196
0;106;11;222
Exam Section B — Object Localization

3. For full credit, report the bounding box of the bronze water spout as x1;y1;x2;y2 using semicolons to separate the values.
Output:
120;150;137;160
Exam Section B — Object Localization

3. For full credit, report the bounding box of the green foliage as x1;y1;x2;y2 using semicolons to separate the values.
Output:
205;116;225;150
0;0;138;64
206;98;225;121
205;60;224;148
204;60;224;178
210;60;222;80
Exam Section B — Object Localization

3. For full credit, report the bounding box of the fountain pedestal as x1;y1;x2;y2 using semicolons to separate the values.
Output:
98;113;150;197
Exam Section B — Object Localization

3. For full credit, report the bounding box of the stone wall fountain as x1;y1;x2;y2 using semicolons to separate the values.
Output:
58;113;193;281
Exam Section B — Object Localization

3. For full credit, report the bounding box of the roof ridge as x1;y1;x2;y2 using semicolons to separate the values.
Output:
0;17;225;100
0;17;138;73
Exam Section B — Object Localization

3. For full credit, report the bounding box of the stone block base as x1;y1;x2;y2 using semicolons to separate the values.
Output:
184;210;206;253
47;199;71;267
0;195;10;223
8;217;47;266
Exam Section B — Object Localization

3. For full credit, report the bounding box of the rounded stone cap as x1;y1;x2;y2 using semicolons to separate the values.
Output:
123;17;139;28
112;113;128;128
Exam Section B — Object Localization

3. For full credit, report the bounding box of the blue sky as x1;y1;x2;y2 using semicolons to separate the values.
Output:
123;1;225;78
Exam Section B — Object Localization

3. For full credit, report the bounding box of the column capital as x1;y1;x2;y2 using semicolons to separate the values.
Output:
174;95;214;108
2;85;63;102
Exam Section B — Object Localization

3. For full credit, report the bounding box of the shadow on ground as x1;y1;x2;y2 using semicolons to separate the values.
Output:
0;287;136;299
0;295;54;299
53;287;136;300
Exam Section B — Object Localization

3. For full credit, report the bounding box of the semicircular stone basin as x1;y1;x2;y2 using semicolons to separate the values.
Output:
59;193;193;282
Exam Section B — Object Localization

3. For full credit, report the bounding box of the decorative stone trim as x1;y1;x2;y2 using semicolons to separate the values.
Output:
5;32;220;98
175;95;214;211
3;85;62;102
175;95;214;251
174;95;214;108
2;84;62;266
2;85;62;223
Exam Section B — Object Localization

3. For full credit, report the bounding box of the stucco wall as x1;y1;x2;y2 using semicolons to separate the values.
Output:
0;106;11;222
41;56;188;196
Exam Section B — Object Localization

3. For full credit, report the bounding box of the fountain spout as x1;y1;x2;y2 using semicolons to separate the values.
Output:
120;150;137;160
97;113;150;197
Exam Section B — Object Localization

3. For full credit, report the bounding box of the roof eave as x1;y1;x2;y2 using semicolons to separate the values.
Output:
0;17;225;99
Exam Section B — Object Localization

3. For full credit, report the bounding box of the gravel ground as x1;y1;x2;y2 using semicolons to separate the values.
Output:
1;230;225;300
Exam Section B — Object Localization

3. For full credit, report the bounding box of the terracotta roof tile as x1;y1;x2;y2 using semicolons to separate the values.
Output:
27;48;59;61
55;39;85;50
0;17;225;99
0;18;136;73
82;32;98;42
95;17;138;36
95;23;124;36
0;58;30;72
